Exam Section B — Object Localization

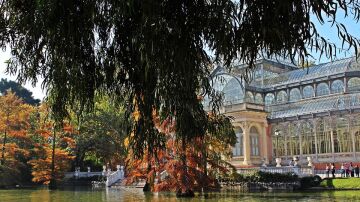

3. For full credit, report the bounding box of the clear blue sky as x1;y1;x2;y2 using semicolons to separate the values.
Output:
310;10;360;62
0;10;359;100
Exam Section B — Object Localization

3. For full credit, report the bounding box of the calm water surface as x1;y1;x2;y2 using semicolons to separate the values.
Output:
1;187;360;202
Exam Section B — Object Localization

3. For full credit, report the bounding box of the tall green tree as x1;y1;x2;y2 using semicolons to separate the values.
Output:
1;1;360;181
72;96;129;169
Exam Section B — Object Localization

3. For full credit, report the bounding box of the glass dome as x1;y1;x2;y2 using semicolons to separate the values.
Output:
211;74;244;105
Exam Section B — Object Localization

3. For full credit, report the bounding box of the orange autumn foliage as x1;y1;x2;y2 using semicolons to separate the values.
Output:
0;93;78;184
125;135;223;192
4;142;31;168
125;111;233;193
26;104;77;184
0;91;35;168
29;146;75;184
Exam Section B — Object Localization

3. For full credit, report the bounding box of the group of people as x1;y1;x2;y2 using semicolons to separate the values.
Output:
325;162;360;178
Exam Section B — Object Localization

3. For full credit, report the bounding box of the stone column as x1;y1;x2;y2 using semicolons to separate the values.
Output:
329;118;336;161
289;123;293;158
285;123;289;160
243;122;251;165
262;123;269;164
349;116;356;159
313;119;319;160
298;122;303;160
262;93;266;104
344;77;348;93
261;64;264;88
284;131;289;160
287;88;290;102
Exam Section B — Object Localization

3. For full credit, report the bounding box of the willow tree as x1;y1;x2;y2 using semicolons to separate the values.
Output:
1;0;360;191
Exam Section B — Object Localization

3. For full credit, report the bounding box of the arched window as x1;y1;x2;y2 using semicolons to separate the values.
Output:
222;77;244;103
303;85;314;98
316;83;330;96
301;122;316;155
272;127;283;157
356;132;360;152
265;93;275;105
255;93;263;104
333;131;340;153
276;90;288;103
349;60;360;71
288;123;301;156
351;95;360;106
250;127;260;156
289;88;301;102
245;92;255;103
331;80;344;94
317;119;332;154
232;128;243;156
348;77;360;92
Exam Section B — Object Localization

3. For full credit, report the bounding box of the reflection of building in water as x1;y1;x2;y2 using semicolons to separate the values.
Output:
204;57;360;167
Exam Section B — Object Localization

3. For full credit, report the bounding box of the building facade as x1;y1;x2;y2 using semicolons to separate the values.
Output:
205;57;360;167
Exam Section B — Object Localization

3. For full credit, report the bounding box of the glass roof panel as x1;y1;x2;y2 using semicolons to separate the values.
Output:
251;57;354;88
268;93;360;119
210;73;244;105
223;78;244;103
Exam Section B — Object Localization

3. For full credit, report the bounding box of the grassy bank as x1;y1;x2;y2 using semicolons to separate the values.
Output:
320;178;360;189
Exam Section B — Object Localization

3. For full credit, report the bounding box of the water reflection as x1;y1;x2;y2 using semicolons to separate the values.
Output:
1;187;360;202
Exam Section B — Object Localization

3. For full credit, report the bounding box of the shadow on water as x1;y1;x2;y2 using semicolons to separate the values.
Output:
1;187;360;202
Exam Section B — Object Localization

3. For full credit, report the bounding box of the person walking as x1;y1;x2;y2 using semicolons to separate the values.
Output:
331;163;336;178
355;165;360;178
340;163;345;177
326;164;330;178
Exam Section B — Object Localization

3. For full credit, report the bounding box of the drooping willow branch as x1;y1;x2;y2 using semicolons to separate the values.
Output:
1;0;360;157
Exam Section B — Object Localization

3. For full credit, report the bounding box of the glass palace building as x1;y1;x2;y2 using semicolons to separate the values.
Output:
205;57;360;168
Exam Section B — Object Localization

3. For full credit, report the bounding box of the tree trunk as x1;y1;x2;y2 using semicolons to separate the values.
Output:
201;137;208;192
49;127;57;190
181;137;187;189
1;116;9;165
176;137;194;198
143;162;152;192
1;130;7;165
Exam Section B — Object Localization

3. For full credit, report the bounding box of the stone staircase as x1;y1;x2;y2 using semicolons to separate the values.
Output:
105;166;125;187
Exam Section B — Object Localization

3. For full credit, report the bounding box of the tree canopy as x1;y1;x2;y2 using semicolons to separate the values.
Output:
1;0;360;157
0;79;40;105
72;95;129;168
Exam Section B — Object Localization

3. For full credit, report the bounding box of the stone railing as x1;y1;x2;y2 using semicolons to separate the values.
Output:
64;172;103;179
220;180;300;191
105;165;124;187
235;168;260;175
236;166;314;177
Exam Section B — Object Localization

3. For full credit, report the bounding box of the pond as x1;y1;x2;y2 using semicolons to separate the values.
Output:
1;187;360;202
